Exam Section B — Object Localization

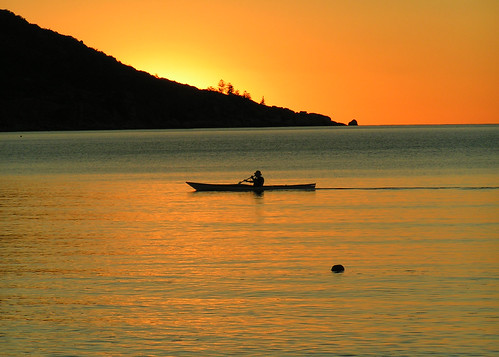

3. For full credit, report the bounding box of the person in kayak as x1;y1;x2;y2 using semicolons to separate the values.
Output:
247;170;264;187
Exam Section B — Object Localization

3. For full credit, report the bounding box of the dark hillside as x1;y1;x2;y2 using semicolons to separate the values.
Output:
0;10;344;131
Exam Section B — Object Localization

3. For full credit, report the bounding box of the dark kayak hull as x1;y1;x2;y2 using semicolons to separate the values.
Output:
186;182;316;192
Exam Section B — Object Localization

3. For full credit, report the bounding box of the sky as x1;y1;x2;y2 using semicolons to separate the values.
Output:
2;0;498;125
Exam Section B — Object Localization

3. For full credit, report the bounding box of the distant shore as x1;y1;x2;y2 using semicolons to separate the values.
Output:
1;9;349;132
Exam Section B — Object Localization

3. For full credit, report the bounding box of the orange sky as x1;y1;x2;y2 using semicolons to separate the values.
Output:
3;0;498;125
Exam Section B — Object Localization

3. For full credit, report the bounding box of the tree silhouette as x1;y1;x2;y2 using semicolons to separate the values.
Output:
213;79;248;98
218;79;226;93
226;83;234;95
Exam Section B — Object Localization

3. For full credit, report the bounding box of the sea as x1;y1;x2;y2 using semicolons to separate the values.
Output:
1;125;498;356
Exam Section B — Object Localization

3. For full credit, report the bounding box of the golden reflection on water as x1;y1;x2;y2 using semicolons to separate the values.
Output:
1;175;498;355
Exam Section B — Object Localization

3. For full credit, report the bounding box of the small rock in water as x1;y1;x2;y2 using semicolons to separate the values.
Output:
331;264;345;273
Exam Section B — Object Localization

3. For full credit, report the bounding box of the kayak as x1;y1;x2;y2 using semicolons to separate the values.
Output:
186;182;316;192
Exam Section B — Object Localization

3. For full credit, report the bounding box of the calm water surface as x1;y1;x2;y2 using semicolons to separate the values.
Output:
1;126;498;356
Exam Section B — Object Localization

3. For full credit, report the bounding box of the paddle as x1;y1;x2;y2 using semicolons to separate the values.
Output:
238;176;252;184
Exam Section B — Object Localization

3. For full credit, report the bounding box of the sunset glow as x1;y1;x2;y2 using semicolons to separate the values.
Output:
4;0;498;125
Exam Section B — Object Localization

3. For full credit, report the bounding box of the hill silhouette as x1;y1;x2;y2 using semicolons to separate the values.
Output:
0;9;345;131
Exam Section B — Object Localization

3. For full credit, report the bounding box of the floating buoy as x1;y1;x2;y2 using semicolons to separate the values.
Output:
331;264;345;273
